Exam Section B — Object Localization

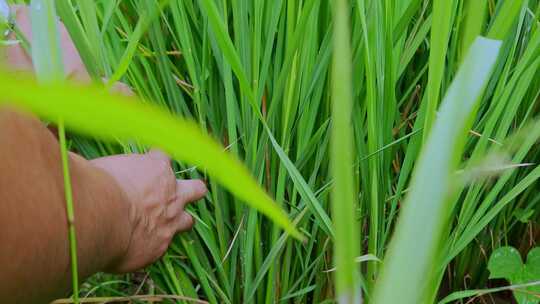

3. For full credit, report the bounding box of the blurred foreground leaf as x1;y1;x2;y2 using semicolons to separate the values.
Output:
372;37;502;304
0;72;303;240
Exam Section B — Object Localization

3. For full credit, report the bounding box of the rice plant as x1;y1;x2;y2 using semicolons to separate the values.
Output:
2;0;540;303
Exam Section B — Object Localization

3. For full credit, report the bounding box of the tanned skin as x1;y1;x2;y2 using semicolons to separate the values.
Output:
0;6;207;303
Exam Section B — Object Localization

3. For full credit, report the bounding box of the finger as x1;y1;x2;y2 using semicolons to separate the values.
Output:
9;5;90;82
166;180;206;220
146;149;170;163
12;5;31;36
110;80;135;97
165;200;183;220
6;5;33;71
58;21;90;82
176;212;195;232
176;179;207;205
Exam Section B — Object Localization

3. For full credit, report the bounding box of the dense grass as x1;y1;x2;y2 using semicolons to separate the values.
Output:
4;0;540;303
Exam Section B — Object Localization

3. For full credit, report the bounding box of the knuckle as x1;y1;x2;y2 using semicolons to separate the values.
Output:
184;214;194;228
157;174;175;196
177;188;190;204
159;231;173;249
165;203;179;219
157;243;169;257
157;159;170;172
160;204;168;219
196;180;207;191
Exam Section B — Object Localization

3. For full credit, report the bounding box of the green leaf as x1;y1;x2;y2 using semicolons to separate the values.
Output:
439;281;540;304
487;247;540;304
438;289;488;304
487;0;526;40
331;0;361;301
0;72;303;241
514;208;535;223
372;37;501;304
106;0;170;87
525;247;540;278
29;2;80;303
522;247;540;303
488;246;523;280
422;0;456;140
29;0;64;82
198;0;334;239
55;0;100;80
461;0;488;56
516;269;540;304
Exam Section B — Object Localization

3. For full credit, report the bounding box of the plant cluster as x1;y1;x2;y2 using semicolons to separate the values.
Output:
2;0;540;303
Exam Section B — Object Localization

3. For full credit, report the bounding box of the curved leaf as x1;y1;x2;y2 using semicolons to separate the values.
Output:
526;247;540;277
372;37;501;304
0;71;303;240
488;246;523;280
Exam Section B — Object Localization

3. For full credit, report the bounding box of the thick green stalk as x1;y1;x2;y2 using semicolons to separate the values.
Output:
58;121;79;303
372;37;501;304
29;0;79;302
331;0;360;302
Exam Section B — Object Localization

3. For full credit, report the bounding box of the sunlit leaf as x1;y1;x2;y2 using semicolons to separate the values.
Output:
0;72;303;240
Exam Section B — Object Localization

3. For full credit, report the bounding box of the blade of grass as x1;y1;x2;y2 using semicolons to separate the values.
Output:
331;0;360;302
106;0;170;87
55;0;100;79
0;73;303;241
487;0;526;40
372;37;501;304
29;1;79;303
438;280;540;304
460;0;488;57
199;0;334;238
422;0;456;140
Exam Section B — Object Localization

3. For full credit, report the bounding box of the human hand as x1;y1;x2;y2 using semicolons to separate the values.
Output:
5;4;90;81
90;150;207;273
5;4;134;95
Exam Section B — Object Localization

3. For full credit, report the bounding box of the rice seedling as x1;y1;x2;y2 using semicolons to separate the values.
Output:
2;0;540;303
28;1;80;302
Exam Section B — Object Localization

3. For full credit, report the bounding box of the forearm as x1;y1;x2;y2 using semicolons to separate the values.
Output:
0;109;131;303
